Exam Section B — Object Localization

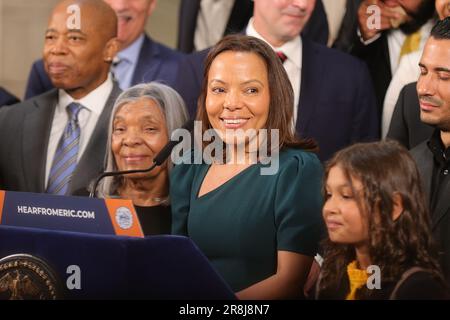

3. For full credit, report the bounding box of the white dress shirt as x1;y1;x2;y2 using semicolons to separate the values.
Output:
386;29;406;75
45;74;114;188
381;51;421;137
194;0;235;51
322;0;347;47
246;18;302;125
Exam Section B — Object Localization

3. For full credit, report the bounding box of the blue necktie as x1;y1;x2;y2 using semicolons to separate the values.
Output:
46;102;83;195
111;56;130;90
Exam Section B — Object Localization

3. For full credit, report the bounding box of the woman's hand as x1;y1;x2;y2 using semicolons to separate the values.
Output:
236;251;313;300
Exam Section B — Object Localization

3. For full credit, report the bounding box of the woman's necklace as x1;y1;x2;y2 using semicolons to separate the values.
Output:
151;196;169;204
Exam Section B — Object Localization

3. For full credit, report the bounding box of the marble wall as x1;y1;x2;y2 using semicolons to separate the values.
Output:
0;0;180;99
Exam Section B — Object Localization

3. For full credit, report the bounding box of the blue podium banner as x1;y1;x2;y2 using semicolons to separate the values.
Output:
0;190;143;237
0;226;235;299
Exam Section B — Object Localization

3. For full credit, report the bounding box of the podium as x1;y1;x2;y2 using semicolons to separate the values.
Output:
0;225;235;299
0;190;235;299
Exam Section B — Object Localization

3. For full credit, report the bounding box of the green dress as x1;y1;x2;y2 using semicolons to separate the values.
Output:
170;148;324;292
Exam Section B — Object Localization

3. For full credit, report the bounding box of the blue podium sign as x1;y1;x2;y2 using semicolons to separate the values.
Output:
0;190;143;237
0;226;236;299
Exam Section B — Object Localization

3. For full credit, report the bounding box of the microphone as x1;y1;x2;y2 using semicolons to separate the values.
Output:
154;120;194;165
89;120;194;198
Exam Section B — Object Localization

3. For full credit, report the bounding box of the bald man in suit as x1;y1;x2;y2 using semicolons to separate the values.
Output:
0;0;121;195
24;0;182;99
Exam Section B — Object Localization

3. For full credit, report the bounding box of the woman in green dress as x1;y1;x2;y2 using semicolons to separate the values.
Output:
171;35;325;299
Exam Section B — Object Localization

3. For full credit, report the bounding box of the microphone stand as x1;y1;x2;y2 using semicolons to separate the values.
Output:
89;162;157;198
89;119;194;198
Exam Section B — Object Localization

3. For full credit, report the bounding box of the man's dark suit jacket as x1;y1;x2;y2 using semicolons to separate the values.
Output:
0;87;20;107
332;0;363;52
24;35;182;99
177;0;329;53
0;84;121;195
175;37;379;161
411;142;450;286
351;33;391;116
351;12;435;116
387;82;433;149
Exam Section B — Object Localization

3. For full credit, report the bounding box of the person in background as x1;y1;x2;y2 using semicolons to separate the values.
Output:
177;0;254;53
25;0;182;98
317;141;448;299
91;82;189;235
175;0;379;161
411;17;450;286
352;0;436;115
0;0;121;195
177;0;329;53
387;0;449;147
331;0;364;52
386;82;434;149
322;0;347;47
382;0;448;137
171;35;325;299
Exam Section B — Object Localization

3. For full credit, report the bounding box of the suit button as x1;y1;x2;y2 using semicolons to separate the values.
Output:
444;169;449;175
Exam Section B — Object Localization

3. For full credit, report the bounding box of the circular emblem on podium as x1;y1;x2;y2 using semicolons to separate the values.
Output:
0;254;62;300
115;206;133;230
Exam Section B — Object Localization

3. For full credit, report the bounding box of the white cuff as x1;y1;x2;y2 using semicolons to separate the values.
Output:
357;28;382;45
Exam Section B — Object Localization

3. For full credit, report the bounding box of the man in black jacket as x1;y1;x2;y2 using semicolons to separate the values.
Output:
352;0;435;115
386;82;433;149
410;17;450;285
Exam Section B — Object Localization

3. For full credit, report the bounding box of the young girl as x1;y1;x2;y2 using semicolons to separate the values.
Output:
317;141;448;300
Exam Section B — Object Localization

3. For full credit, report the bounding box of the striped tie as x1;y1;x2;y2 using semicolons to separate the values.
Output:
46;102;83;195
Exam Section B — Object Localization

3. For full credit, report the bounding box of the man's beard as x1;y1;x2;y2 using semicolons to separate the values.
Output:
399;0;436;34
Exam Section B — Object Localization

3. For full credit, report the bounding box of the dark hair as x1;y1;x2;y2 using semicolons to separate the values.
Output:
431;17;450;40
196;34;317;154
399;0;436;34
317;140;444;299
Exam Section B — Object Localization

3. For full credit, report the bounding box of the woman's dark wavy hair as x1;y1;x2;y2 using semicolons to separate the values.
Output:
317;140;444;299
196;34;317;154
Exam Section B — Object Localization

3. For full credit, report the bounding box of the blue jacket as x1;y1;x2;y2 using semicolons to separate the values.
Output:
24;35;183;99
0;87;20;107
